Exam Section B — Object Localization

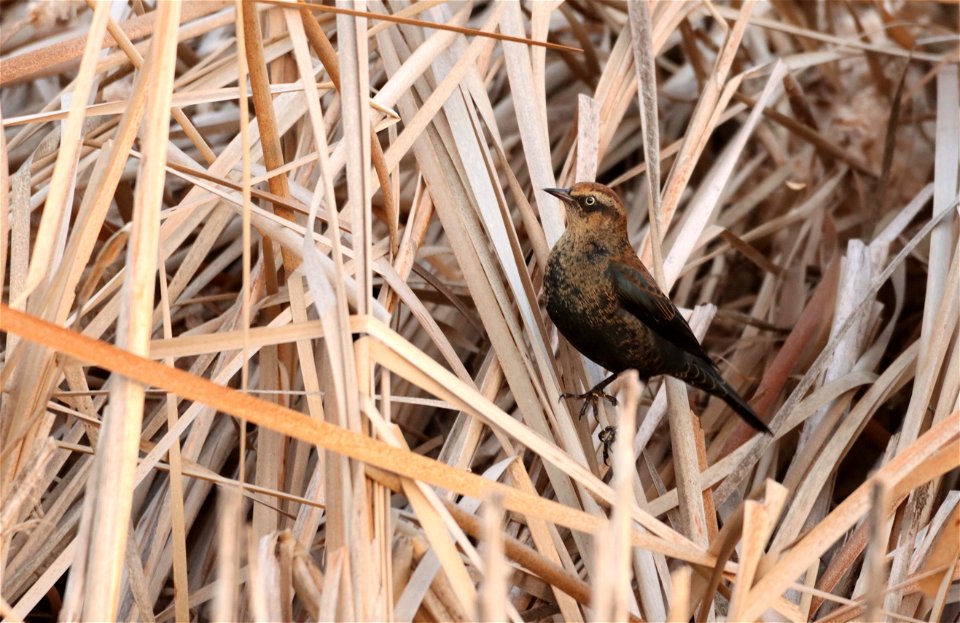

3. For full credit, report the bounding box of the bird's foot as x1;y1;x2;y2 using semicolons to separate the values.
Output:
560;388;618;420
598;426;617;465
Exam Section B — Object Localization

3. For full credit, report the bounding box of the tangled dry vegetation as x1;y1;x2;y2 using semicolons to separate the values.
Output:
1;1;958;621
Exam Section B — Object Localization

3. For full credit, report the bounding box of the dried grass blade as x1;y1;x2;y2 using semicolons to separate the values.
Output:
0;305;716;567
665;565;692;622
0;2;231;87
504;462;586;622
711;5;946;63
478;493;507;622
739;414;960;621
715;196;957;503
654;0;757;259
663;61;788;288
0;113;9;299
15;1;111;306
73;3;182;619
610;373;641;620
501;1;564;244
261;0;581;53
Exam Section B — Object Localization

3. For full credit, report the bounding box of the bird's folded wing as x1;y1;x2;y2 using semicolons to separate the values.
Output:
609;260;711;360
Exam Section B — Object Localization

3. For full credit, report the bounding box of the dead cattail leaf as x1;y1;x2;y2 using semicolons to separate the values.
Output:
1;3;956;620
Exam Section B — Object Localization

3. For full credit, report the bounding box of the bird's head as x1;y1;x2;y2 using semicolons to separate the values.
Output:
543;182;628;231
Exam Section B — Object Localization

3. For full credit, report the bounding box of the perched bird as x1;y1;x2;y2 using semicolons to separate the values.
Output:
542;182;771;438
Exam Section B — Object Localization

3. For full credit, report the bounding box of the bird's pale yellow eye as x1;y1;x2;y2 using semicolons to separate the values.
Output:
584;196;596;206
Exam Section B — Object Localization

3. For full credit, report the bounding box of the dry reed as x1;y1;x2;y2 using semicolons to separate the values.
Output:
1;1;958;621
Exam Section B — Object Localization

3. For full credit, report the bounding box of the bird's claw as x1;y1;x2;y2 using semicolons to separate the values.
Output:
598;426;617;465
560;389;618;420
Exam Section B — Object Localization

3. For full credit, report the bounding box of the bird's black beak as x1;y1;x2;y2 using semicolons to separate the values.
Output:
544;187;574;203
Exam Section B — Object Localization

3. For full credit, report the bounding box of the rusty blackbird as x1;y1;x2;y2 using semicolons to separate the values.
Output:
542;182;771;436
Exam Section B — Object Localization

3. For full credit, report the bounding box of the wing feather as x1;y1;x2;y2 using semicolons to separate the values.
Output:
609;260;711;360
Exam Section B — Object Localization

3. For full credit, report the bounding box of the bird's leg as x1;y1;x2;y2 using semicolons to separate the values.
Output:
560;373;619;420
560;374;620;464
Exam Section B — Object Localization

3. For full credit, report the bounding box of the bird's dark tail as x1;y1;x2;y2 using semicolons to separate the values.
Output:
714;376;771;435
674;359;771;435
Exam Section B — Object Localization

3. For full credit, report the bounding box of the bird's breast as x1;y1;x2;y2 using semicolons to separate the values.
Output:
543;235;664;375
543;238;628;367
543;239;613;318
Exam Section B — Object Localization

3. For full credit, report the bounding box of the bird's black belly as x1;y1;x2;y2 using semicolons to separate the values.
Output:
545;266;669;378
544;257;654;375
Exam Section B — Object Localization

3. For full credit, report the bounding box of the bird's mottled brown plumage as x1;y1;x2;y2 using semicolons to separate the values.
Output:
542;182;770;435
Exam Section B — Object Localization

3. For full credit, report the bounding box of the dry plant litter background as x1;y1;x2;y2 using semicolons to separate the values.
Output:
0;0;958;621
